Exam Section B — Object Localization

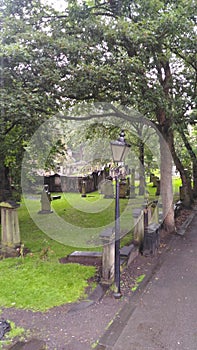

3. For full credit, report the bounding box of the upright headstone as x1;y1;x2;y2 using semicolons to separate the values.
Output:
0;201;20;247
119;178;127;198
38;185;52;214
81;180;87;197
99;179;114;198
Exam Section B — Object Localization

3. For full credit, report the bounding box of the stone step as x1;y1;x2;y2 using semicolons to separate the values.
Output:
9;339;46;350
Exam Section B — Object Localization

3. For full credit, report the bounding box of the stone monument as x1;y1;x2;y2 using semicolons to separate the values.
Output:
0;201;20;247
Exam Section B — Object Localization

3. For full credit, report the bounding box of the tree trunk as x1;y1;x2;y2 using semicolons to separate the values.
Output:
193;160;197;198
138;140;145;196
0;163;12;202
178;127;197;199
160;129;175;233
170;136;193;207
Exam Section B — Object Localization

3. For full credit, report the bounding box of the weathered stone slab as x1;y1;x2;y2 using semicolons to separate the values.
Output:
70;251;102;258
120;244;134;257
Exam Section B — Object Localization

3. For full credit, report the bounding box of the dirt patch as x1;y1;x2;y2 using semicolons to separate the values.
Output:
59;255;102;268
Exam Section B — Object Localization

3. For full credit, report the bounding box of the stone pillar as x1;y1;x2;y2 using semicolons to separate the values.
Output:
0;201;20;247
100;228;115;284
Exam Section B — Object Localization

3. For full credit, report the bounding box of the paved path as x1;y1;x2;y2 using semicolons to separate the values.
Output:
97;213;197;350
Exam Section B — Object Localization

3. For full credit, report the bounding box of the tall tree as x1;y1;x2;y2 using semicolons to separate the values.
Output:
50;0;196;231
0;0;64;200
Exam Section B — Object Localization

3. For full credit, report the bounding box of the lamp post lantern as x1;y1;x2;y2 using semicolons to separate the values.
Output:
110;130;131;298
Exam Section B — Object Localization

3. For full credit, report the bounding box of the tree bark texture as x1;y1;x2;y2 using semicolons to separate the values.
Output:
0;164;12;202
160;131;175;233
138;140;145;196
179;128;197;199
170;135;193;207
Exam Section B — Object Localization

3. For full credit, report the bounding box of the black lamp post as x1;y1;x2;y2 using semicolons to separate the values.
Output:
110;130;131;298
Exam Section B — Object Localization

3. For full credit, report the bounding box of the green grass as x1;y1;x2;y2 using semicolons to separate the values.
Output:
0;197;98;311
22;191;136;249
0;177;182;312
0;256;95;311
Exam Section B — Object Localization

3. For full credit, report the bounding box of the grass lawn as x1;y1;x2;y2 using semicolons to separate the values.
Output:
0;191;136;312
0;177;181;312
0;256;95;311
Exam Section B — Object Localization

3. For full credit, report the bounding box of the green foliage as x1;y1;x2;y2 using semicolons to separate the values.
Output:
131;274;146;292
0;320;25;347
0;0;67;196
1;0;196;215
5;320;25;340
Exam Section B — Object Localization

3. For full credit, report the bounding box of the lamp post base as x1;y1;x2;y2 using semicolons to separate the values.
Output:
113;291;122;299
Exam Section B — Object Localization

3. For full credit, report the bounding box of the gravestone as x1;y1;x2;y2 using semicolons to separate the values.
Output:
81;181;86;197
143;223;160;256
0;201;20;247
38;185;52;214
119;179;128;198
99;180;114;198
